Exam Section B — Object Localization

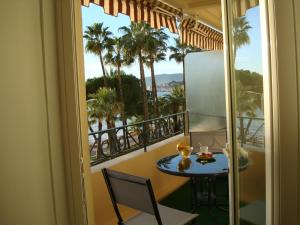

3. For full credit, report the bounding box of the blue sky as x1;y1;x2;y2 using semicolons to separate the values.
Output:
81;4;262;80
81;4;180;80
235;7;263;75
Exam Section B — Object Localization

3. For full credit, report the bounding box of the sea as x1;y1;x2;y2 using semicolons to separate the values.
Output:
157;91;169;97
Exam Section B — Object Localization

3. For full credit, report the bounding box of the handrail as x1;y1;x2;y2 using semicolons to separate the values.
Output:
89;112;185;166
89;112;265;166
89;112;185;135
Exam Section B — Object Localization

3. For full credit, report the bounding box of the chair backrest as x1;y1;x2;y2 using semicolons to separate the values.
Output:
102;168;162;224
102;168;157;214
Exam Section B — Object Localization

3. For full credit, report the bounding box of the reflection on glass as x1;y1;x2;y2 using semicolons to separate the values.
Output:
231;1;266;225
177;158;192;171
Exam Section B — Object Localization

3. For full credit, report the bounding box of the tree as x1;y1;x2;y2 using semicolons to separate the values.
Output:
119;22;151;120
104;37;135;148
89;88;122;129
85;74;143;117
161;86;185;132
89;88;122;154
169;38;197;108
162;86;185;114
104;37;133;124
83;23;112;86
232;16;252;145
87;99;104;158
235;70;263;144
233;16;252;58
143;27;169;117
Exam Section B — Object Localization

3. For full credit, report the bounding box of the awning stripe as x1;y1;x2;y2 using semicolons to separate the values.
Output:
82;0;178;33
82;0;226;50
179;18;223;50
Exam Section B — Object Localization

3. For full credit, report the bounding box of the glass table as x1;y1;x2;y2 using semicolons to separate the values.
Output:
157;152;229;177
156;152;229;211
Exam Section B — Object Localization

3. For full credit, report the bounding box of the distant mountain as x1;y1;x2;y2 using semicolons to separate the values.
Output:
145;73;183;87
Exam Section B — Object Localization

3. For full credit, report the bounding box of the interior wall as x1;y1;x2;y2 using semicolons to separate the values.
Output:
271;0;300;224
294;0;300;222
0;1;69;225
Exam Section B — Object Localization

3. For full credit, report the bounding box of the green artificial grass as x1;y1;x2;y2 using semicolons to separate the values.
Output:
160;177;230;225
159;176;256;225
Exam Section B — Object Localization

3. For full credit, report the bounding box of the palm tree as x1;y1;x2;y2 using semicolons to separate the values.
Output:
104;37;134;148
233;16;252;58
87;99;104;158
235;70;263;145
83;23;112;86
163;86;185;113
162;86;185;132
89;88;122;154
89;88;122;129
104;37;133;122
169;38;196;108
236;80;258;145
119;22;151;121
233;17;252;145
144;28;169;117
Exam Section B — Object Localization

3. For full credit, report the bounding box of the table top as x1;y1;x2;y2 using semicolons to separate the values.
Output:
156;153;229;177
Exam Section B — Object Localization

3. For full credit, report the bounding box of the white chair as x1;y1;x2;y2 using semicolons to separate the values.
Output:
102;168;198;225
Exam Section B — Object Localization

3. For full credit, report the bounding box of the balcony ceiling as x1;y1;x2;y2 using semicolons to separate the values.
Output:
163;0;222;30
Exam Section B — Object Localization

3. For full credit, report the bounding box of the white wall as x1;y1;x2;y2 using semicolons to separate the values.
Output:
0;1;69;225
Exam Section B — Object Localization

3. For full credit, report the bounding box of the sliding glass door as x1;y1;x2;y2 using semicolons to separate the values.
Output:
223;0;272;224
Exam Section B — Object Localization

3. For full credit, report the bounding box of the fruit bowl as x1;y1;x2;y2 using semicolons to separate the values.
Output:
197;152;213;160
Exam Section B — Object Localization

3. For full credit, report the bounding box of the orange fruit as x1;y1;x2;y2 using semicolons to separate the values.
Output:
176;143;186;151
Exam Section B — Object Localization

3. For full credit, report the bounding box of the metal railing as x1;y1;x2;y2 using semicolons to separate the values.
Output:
237;116;265;146
89;112;185;166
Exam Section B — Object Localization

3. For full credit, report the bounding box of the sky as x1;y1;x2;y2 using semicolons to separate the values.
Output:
81;4;181;80
81;4;263;80
235;7;263;75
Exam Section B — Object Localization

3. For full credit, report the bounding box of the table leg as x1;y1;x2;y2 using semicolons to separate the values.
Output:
208;177;212;209
215;175;230;212
190;177;198;213
190;176;230;213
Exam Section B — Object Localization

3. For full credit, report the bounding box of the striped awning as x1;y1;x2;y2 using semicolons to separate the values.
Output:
234;0;259;17
179;18;223;50
81;0;179;33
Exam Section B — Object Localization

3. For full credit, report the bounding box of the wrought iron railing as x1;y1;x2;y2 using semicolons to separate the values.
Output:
237;116;265;146
89;112;185;166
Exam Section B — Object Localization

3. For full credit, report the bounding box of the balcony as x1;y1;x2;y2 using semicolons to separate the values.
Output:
89;112;265;225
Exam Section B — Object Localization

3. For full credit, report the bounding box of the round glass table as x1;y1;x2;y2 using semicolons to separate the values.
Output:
156;153;229;177
156;152;229;211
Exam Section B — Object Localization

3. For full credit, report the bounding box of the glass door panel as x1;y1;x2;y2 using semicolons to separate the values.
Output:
227;1;267;224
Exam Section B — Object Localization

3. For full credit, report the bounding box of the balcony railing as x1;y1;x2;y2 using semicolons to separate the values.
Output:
89;112;185;166
238;116;265;146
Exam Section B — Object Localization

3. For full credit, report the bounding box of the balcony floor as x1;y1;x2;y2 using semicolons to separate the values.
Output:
160;176;255;225
160;177;230;225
